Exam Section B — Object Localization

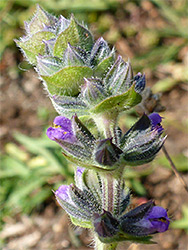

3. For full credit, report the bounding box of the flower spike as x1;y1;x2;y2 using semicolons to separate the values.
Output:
16;6;170;248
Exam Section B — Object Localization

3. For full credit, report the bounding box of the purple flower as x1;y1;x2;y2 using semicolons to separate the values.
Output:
120;201;170;236
46;116;76;143
149;113;164;134
144;206;170;233
55;185;73;204
55;182;102;222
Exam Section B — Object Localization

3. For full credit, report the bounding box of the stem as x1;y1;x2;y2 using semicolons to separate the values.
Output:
162;145;188;192
93;111;119;139
94;235;118;250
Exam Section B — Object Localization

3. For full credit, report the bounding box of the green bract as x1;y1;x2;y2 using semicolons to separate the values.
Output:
15;5;144;120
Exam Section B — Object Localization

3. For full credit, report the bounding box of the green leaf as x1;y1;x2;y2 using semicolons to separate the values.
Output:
27;5;57;34
15;31;55;65
155;154;188;172
13;133;64;172
5;143;29;162
6;177;46;208
152;77;177;93
53;16;93;58
0;156;30;178
90;84;142;114
131;178;146;196
70;216;93;228
170;206;188;230
41;66;93;96
37;55;63;75
95;54;115;78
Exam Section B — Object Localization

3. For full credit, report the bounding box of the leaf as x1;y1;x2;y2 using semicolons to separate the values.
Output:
13;133;64;172
94;53;115;78
41;66;93;96
152;77;177;93
5;143;29;162
90;84;142;114
170;206;188;230
0;156;30;178
53;16;93;58
37;55;63;75
26;5;57;34
70;216;93;228
6;177;46;208
131;179;146;196
15;31;55;65
155;154;188;172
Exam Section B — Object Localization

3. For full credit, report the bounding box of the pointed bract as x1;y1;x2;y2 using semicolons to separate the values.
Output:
93;210;119;238
95;138;123;167
121;114;165;166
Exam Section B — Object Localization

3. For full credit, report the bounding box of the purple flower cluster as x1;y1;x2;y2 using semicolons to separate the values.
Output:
55;168;170;239
46;113;165;169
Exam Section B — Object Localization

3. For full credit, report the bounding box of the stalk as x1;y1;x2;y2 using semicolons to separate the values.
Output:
93;111;119;139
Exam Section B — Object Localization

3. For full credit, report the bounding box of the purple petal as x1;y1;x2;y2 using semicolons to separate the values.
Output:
146;206;170;233
149;113;164;133
76;167;85;177
147;206;168;219
136;205;169;234
55;185;72;203
46;116;76;142
53;116;72;129
149;113;162;126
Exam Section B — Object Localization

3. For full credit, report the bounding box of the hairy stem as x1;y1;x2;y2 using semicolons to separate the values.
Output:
93;111;119;140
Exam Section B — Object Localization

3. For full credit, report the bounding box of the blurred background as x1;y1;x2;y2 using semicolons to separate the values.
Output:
0;0;188;249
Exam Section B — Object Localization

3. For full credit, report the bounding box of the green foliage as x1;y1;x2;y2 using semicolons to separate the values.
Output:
42;66;93;96
16;31;56;65
170;206;188;232
0;132;74;226
155;154;188;172
90;84;141;114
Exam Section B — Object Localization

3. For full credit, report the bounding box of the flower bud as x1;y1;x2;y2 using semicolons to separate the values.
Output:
134;72;146;93
121;113;165;166
95;138;123;167
90;37;111;67
81;78;107;106
63;43;86;66
104;55;133;94
37;55;63;75
93;211;119;239
46;115;94;164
